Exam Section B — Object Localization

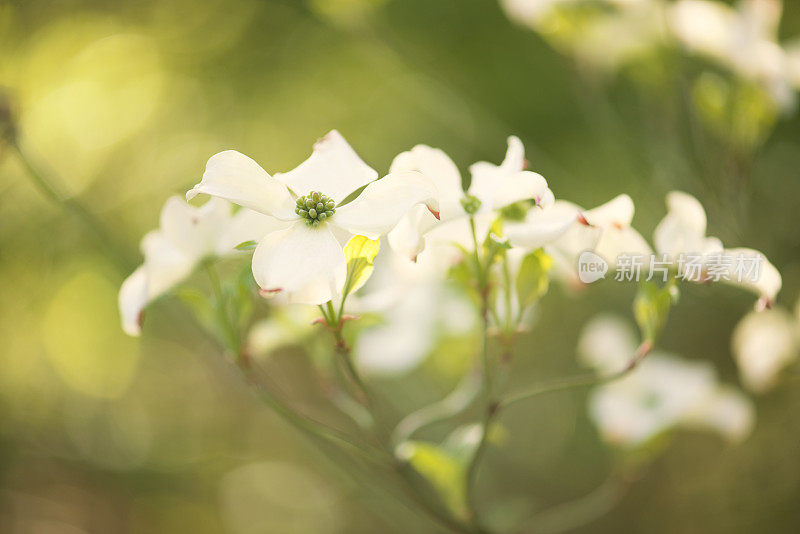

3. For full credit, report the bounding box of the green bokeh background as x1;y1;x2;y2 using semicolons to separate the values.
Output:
1;0;799;532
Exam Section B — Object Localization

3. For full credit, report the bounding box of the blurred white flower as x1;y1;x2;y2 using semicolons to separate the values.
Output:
732;305;799;393
580;314;754;447
578;314;641;374
653;191;781;304
351;247;477;376
501;0;668;72
387;136;568;262
547;193;652;283
670;0;795;108
187;130;439;304
119;196;282;336
247;306;319;358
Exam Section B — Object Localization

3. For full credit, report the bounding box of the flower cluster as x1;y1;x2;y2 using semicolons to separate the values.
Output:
117;130;789;533
501;0;800;97
501;0;800;150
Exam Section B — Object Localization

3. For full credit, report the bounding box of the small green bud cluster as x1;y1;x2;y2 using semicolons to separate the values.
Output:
460;194;482;215
296;191;335;227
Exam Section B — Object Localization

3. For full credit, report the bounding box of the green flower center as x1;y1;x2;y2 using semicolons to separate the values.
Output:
295;191;335;227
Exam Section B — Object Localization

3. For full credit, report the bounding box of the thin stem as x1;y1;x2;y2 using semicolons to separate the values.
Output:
517;477;629;534
318;306;470;532
244;363;388;461
392;369;482;445
465;340;652;533
205;263;242;359
499;341;652;412
465;307;493;533
465;217;494;532
10;140;131;269
469;217;484;287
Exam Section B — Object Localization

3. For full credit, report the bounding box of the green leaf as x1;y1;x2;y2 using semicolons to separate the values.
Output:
516;249;553;309
633;280;673;344
234;240;257;251
396;423;498;521
341;235;380;298
396;440;469;520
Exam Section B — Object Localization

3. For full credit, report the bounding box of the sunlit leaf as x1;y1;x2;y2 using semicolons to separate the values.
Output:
516;249;553;309
396;440;468;520
341;235;379;298
633;280;672;344
396;423;496;521
234;240;257;251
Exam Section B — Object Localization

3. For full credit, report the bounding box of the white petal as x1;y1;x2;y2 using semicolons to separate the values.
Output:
216;209;292;255
546;223;603;281
355;286;438;376
251;222;346;305
654;191;717;256
333;170;439;239
669;0;736;60
584;194;635;227
390;144;464;216
504;204;578;249
685;386;755;442
119;266;148;336
787;40;800;89
491;170;551;210
274;130;378;203
386;146;463;261
469;136;530;207
386;204;440;262
596;226;653;266
666;191;707;234
139;231;196;302
733;307;799;393
187;150;296;220
578;314;639;374
719;247;782;302
160;196;231;260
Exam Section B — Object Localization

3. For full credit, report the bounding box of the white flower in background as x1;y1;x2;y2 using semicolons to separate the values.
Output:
119;196;282;336
653;191;781;304
577;314;641;374
351;247;477;376
247;306;319;358
580;314;755;447
732;304;799;392
186;130;439;305
388;136;572;262
670;0;795;108
547;194;652;283
501;0;668;72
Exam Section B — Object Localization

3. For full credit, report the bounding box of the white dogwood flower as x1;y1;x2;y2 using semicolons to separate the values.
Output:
387;136;575;262
653;191;781;304
547;194;652;282
351;247;477;375
501;0;667;72
388;137;554;260
186;130;439;305
580;314;754;447
732;305;799;392
670;0;794;107
119;196;283;336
